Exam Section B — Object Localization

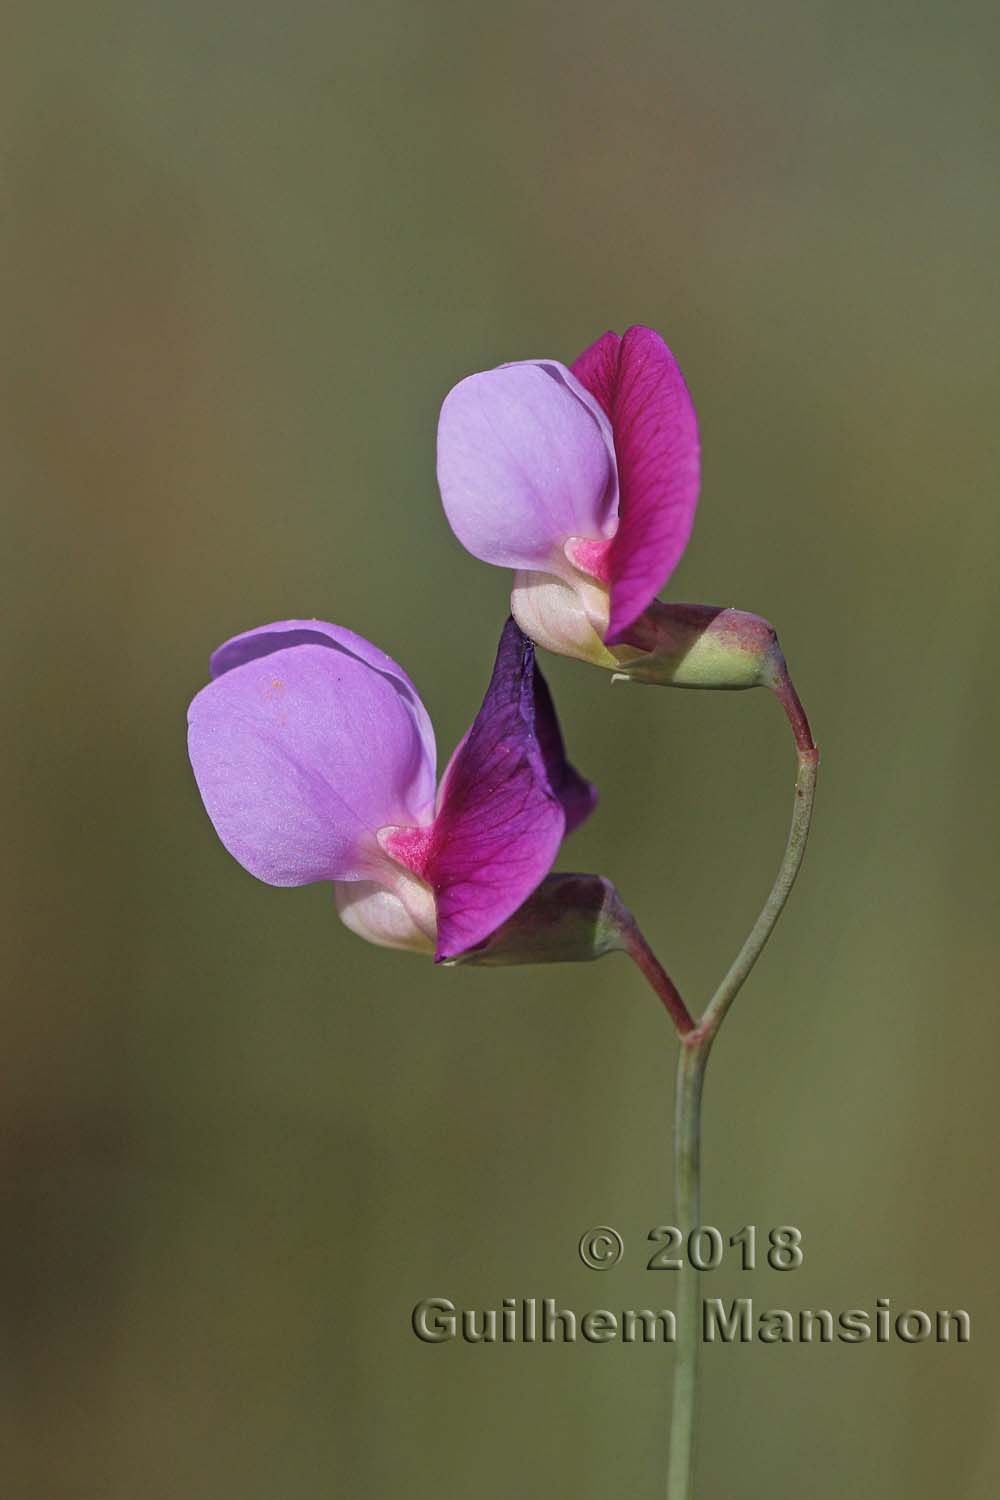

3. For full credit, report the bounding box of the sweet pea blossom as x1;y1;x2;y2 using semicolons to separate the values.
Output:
187;617;596;962
437;325;700;668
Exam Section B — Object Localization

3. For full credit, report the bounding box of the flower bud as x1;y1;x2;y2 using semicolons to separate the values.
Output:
611;603;784;689
444;873;623;967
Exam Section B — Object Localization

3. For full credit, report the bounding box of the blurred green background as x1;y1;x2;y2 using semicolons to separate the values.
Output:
4;2;998;1496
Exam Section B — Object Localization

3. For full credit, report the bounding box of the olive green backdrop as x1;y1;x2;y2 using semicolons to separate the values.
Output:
4;3;998;1497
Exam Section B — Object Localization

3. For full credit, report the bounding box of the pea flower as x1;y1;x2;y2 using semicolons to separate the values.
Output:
187;617;597;962
437;324;700;669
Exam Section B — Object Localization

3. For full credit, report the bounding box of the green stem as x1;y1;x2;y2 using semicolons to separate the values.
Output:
691;744;818;1050
666;1035;708;1500
665;668;819;1500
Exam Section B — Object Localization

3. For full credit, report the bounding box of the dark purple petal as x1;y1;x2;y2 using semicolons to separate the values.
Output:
532;665;598;835
430;659;596;835
424;619;571;961
188;622;437;887
572;326;700;642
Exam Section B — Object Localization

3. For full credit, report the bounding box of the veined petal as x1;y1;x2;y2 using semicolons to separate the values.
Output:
430;632;598;836
571;330;621;414
572;326;700;642
415;619;578;961
437;360;618;574
188;623;437;887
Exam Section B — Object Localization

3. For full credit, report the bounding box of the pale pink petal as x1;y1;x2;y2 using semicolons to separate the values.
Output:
188;623;437;887
437;361;618;573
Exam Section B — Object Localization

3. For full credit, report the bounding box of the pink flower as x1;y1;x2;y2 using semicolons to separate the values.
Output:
437;326;700;666
187;618;595;962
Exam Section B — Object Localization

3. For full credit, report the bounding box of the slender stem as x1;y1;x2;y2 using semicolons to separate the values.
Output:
665;661;819;1498
692;744;818;1048
768;653;816;758
614;898;696;1036
666;1034;709;1500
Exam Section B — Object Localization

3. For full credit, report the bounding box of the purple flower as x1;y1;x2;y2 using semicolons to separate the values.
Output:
437;325;700;667
187;618;596;962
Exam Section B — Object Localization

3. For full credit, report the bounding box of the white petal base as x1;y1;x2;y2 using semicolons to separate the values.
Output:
511;569;618;668
335;875;436;954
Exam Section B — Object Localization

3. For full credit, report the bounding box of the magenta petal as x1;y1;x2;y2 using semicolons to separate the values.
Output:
437;361;618;572
572;326;700;642
426;619;570;961
188;623;437;887
532;665;598;835
571;330;622;416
